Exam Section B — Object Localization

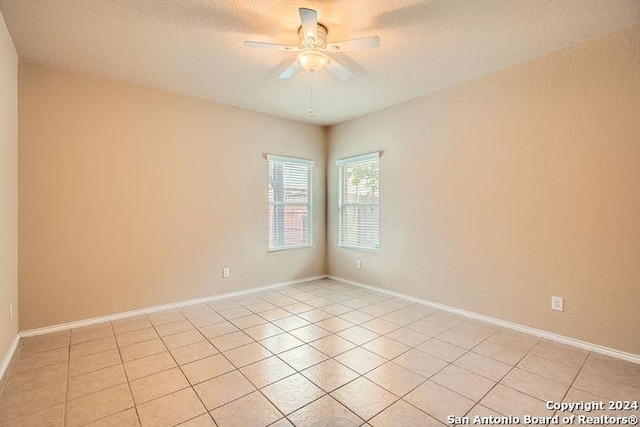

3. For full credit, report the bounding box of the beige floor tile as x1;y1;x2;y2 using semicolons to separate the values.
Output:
170;340;218;366
179;304;214;319
322;304;353;316
405;380;474;424
18;331;70;357
198;321;238;339
289;324;332;342
137;388;206;427
68;364;127;400
306;297;334;308
244;301;277;313
269;418;295;427
417;338;467;362
262;373;325;415
363;336;410;359
342;299;369;310
219;306;253;320
71;324;114;345
385;328;430;347
155;320;195;337
71;335;118;359
309;334;356;357
272;315;311;331
301;359;359;393
431;364;495;401
210;391;282;427
124;351;177;381
501;367;569;402
279;344;328;371
161;329;205;350
189;312;225;328
194;370;256;410
289;395;363;427
0;378;67;421
5;361;67;392
369;400;442;427
69;349;122;376
298;309;334;323
224;342;272;368
529;340;589;368
406;318;448;337
472;341;528;365
211;328;256;351
436;328;488;350
464;404;504;422
0;402;64;427
484;329;540;353
335;347;387;375
365;362;426;397
283;302;314;314
120;338;167;362
112;317;152;335
13;347;69;374
339;310;375;325
454;351;512;381
65;383;133;427
84;408;140;426
129;367;189;404
581;353;640;388
315;317;355;333
116;328;159;348
337;326;380;345
148;310;185;326
331;377;397;421
361;319;400;335
517;353;580;385
572;370;640;401
207;300;241;312
243;323;285;340
480;384;552;418
260;333;305;354
392;349;448;379
181;354;235;385
177;414;216;427
231;314;268;329
240;356;296;388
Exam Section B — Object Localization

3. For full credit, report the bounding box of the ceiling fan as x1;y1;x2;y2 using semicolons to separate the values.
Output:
244;8;381;80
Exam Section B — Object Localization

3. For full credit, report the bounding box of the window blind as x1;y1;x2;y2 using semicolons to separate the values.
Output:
337;152;380;251
268;155;314;251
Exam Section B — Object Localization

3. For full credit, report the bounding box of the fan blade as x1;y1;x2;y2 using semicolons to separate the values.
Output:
326;58;352;80
278;61;301;79
244;41;299;51
327;35;381;52
299;8;318;42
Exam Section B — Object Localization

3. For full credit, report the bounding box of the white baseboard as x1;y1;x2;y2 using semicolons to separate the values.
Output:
20;275;327;338
328;275;640;365
0;334;20;382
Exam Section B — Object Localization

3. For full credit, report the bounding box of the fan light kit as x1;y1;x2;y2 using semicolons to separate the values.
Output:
244;8;381;80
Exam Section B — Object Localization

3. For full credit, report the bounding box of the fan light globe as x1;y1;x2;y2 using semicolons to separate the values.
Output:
297;50;329;72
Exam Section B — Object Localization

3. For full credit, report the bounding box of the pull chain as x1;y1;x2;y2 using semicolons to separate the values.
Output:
309;74;314;118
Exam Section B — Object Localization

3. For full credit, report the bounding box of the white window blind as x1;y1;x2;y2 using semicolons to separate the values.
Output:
268;155;314;251
337;152;380;251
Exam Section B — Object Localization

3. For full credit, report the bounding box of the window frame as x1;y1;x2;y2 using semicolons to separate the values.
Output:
337;152;380;251
267;154;314;252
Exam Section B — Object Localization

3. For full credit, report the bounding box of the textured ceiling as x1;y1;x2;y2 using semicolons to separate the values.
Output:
1;0;638;125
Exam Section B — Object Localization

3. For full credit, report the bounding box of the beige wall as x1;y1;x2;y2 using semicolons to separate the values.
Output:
19;62;326;330
328;26;640;354
0;11;18;359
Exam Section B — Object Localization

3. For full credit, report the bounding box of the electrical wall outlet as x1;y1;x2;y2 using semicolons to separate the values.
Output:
222;267;231;278
356;260;362;269
551;296;563;311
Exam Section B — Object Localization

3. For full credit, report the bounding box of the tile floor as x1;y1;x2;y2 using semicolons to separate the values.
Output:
1;278;638;426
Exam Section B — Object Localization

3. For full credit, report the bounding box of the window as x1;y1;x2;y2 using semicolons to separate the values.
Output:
337;152;380;250
268;155;313;251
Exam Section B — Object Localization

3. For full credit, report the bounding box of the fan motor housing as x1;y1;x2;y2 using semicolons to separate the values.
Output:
298;23;328;47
